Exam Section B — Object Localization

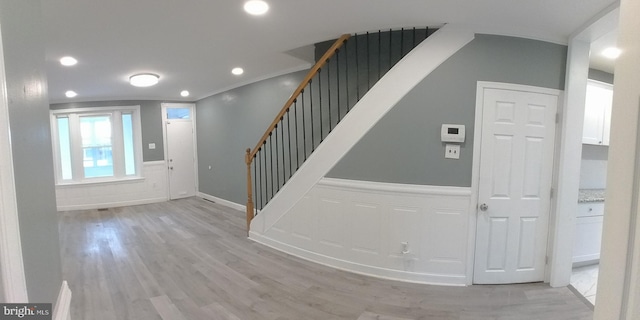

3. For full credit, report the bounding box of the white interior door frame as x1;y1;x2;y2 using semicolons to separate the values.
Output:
467;81;562;285
0;21;28;302
161;103;199;199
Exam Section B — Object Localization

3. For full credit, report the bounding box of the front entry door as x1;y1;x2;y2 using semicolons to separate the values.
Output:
163;104;197;200
473;85;558;284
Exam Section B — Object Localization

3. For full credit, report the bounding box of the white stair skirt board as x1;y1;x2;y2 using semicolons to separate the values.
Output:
53;281;71;320
250;24;475;234
250;178;472;285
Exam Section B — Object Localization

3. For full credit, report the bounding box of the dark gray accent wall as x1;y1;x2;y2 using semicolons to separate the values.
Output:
196;71;307;205
588;68;614;84
327;34;567;187
51;100;171;161
0;0;62;302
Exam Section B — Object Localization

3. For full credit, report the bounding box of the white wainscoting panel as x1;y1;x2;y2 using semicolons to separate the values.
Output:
250;178;472;285
55;161;167;211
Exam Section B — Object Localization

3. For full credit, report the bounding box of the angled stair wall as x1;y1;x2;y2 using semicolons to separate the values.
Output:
250;24;475;234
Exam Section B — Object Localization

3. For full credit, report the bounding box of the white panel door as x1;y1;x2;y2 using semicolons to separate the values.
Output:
164;105;197;200
474;87;558;284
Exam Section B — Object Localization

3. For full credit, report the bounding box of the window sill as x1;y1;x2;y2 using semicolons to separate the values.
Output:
55;176;145;187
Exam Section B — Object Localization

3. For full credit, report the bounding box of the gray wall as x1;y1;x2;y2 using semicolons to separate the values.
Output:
196;71;307;205
589;68;614;84
0;0;62;303
327;34;567;187
51;100;171;161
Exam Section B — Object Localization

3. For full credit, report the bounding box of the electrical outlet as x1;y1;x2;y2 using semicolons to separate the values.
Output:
445;144;460;159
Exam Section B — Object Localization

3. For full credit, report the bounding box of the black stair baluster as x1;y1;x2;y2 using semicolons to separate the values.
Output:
262;141;267;206
294;99;300;169
253;154;257;215
335;48;341;126
280;117;285;184
257;151;262;210
318;70;323;141
327;58;332;133
269;133;274;199
345;39;350;114
274;125;279;191
366;32;370;91
355;33;359;101
378;30;382;80
309;79;315;152
301;90;307;162
389;28;393;69
287;109;292;178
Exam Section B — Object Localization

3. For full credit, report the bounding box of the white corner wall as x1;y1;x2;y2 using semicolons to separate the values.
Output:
55;161;167;211
251;178;471;285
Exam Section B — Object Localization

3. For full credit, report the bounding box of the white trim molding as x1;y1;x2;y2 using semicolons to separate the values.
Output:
0;22;28;302
251;178;472;286
197;192;246;212
53;281;72;320
250;24;475;234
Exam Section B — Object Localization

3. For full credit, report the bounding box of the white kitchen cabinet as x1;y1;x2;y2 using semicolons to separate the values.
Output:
582;80;613;146
572;202;604;264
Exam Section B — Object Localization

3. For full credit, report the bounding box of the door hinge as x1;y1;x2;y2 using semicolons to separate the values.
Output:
545;256;549;265
550;188;554;199
555;113;559;124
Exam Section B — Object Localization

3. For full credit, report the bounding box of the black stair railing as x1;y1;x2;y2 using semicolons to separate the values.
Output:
245;28;436;232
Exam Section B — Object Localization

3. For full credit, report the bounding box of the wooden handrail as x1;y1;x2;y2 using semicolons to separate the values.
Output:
248;34;351;160
245;34;351;231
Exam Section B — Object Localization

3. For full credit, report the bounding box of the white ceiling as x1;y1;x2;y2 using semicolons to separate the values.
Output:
42;0;617;104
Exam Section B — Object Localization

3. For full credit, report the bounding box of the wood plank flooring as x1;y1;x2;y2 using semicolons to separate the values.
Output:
59;197;593;320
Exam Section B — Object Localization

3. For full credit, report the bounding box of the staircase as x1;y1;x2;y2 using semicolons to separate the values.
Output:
245;25;475;233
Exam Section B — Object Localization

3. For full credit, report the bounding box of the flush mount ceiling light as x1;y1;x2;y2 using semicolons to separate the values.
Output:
180;90;190;97
65;90;77;98
244;0;269;15
602;47;621;60
60;56;78;66
231;67;244;75
129;73;159;87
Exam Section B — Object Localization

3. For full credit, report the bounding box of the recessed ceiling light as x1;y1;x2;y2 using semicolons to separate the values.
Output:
65;90;77;98
602;47;621;60
129;73;159;87
231;67;244;75
60;56;78;66
244;0;269;15
180;90;190;97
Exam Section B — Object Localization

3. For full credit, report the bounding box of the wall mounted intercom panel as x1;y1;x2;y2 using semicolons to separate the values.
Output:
441;124;465;143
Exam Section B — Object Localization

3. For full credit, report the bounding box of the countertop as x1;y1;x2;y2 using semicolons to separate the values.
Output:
578;189;605;203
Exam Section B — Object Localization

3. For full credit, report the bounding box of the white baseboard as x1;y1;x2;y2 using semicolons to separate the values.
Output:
198;192;246;212
53;281;71;320
250;231;467;286
56;197;167;211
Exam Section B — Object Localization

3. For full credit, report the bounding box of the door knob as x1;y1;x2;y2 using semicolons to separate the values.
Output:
479;203;488;211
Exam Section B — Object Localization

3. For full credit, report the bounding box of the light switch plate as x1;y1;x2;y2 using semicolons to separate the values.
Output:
445;144;460;159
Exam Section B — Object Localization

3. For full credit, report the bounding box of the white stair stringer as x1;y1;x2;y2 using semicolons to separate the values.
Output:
249;24;475;236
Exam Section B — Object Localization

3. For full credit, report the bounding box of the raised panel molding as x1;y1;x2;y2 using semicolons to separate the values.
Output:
250;178;471;285
55;161;168;211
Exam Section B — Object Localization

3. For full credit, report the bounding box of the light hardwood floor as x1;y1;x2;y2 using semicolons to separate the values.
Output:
59;197;593;320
